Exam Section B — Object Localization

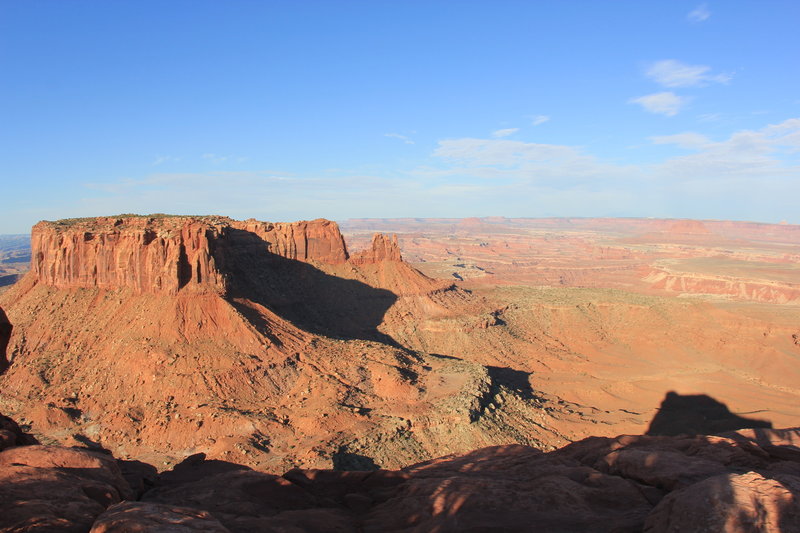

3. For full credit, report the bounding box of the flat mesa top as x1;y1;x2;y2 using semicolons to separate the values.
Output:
40;214;232;231
34;213;248;233
33;215;342;238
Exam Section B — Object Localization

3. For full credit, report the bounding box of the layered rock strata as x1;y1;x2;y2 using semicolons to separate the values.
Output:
29;216;356;296
644;268;800;304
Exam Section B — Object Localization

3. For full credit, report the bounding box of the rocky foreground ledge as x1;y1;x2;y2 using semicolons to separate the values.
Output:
1;418;799;532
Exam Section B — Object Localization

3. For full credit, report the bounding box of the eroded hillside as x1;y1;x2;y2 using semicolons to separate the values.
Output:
0;216;585;471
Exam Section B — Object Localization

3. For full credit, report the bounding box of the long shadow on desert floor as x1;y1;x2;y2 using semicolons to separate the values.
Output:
646;390;773;436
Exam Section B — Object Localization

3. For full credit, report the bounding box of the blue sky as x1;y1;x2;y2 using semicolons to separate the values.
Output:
1;1;799;233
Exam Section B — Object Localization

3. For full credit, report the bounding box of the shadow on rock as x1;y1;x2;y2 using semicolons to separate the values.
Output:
0;413;37;450
646;391;773;437
218;228;400;346
0;307;37;450
332;450;380;471
0;445;133;531
0;305;11;374
156;452;252;487
486;365;539;401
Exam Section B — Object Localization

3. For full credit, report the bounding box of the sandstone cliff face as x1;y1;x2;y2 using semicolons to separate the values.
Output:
29;216;353;296
28;216;420;301
644;268;800;304
233;218;349;264
31;217;228;295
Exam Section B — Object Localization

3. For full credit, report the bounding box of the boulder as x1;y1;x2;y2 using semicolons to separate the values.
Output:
362;444;653;532
0;412;36;451
0;446;135;532
644;471;800;532
142;468;343;532
0;445;134;500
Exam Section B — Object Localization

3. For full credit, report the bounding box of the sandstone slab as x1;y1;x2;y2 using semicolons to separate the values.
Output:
644;471;800;532
0;446;134;533
90;501;231;532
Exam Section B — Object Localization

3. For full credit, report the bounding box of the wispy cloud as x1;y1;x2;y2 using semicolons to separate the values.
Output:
432;118;800;185
69;118;800;227
650;132;711;149
153;155;181;166
532;115;550;126
202;153;229;163
630;92;687;116
655;118;800;179
199;153;248;164
384;133;415;144
434;139;581;166
430;138;637;185
697;113;722;122
646;60;731;88
687;3;711;23
79;170;440;222
492;128;519;138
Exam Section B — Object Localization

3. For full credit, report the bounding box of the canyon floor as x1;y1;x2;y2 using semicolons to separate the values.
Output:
341;217;800;438
0;235;30;292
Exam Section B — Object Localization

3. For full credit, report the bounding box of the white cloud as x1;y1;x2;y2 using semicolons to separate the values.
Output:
384;133;414;144
759;118;800;153
630;92;687;116
432;118;800;187
491;128;519;138
202;153;231;163
655;118;800;179
430;138;638;186
697;113;721;122
687;4;710;23
532;115;550;126
650;132;711;149
198;153;247;164
153;155;181;166
434;138;581;166
645;60;731;88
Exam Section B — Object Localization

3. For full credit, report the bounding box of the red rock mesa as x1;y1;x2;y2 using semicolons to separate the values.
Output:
0;215;566;470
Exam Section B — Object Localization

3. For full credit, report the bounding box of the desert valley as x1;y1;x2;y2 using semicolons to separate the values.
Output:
0;214;799;531
3;1;799;530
